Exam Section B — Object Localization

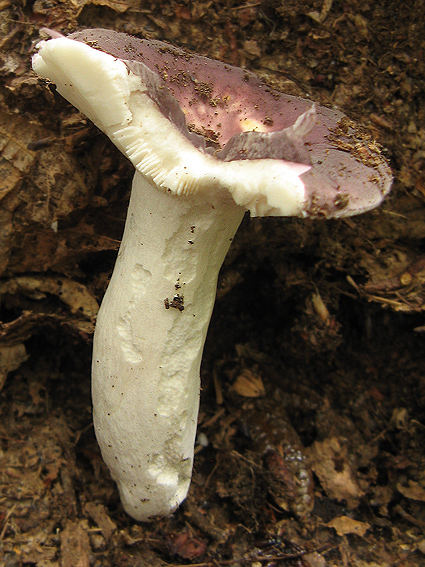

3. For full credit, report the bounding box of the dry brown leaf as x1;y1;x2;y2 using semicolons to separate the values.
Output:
0;276;98;319
326;515;370;537
0;311;95;347
90;0;129;12
306;437;363;508
307;0;333;23
0;343;27;392
52;0;131;16
391;407;409;430
397;480;425;502
61;520;91;567
231;368;265;397
302;552;327;567
85;502;117;540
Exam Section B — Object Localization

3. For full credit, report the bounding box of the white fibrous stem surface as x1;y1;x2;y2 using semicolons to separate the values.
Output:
92;171;244;520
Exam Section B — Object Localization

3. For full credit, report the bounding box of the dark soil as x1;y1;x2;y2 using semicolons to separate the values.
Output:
1;1;425;566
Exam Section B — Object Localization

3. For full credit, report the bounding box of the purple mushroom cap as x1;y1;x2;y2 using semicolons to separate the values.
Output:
66;28;392;219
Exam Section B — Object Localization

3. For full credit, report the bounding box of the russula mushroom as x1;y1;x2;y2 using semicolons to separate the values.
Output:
32;28;392;521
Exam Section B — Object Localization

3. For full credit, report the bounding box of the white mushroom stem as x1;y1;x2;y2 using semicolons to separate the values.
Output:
92;169;244;520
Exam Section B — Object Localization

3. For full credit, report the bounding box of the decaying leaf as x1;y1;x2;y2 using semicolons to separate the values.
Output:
0;275;98;347
391;407;410;430
166;530;208;561
0;276;99;319
231;368;265;397
397;480;425;502
84;502;117;540
326;515;370;537
89;0;130;12
61;519;91;567
306;437;363;508
0;343;27;392
0;107;37;191
0;311;95;347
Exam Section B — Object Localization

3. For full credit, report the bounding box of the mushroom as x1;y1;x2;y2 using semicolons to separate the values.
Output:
32;28;392;521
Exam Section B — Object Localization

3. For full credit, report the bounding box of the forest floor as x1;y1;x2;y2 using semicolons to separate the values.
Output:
1;1;425;566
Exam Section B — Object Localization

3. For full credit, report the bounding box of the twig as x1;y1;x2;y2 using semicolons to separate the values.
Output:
164;543;335;566
230;3;261;10
0;503;17;541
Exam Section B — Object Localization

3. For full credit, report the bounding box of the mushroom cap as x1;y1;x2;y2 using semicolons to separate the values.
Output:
33;28;392;218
